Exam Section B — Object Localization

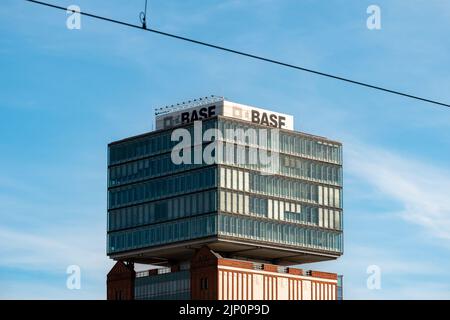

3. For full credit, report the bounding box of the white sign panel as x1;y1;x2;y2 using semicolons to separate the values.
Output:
222;101;293;130
155;100;294;131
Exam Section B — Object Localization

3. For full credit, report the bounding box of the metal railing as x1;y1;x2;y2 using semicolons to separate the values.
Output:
253;263;263;270
154;95;224;116
136;267;171;278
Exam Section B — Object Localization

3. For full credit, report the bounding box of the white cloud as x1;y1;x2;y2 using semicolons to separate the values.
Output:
346;281;450;300
0;225;110;273
347;142;450;242
302;243;450;299
0;279;105;300
304;140;450;299
0;223;112;299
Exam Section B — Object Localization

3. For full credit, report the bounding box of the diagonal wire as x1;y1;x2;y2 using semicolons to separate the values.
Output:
25;0;450;109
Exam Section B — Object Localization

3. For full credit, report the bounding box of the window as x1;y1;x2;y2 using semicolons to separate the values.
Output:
324;209;329;228
220;191;225;211
115;290;123;300
220;167;226;188
238;171;243;191
226;168;232;189
335;189;341;209
334;211;341;230
108;167;216;210
200;278;209;290
238;194;243;214
318;208;323;227
225;192;231;212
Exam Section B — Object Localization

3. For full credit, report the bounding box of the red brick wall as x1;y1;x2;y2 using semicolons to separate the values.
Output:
308;271;338;280
217;259;254;270
190;246;219;300
191;265;218;300
287;267;303;276
107;279;135;300
262;264;278;272
106;261;135;300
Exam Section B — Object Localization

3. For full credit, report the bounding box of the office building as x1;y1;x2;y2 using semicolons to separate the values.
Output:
106;96;343;300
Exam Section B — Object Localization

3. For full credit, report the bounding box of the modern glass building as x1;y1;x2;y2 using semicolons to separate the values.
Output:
134;268;191;300
107;97;343;267
337;275;344;300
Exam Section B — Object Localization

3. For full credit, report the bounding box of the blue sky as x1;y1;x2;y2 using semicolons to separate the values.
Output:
1;0;450;299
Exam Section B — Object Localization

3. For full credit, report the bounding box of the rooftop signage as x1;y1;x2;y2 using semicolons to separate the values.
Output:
155;98;294;131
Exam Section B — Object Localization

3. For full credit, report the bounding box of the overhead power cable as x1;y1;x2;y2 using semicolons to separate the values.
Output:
139;0;148;29
26;0;450;109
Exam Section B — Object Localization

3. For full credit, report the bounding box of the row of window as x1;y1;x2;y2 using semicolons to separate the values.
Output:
219;191;342;230
216;136;340;178
109;146;341;190
108;190;217;231
218;144;341;185
109;145;341;191
110;118;342;167
108;214;217;253
284;208;342;230
250;173;342;208
108;212;342;254
218;143;280;177
255;196;343;230
218;119;279;149
108;167;216;209
108;188;342;233
218;145;342;185
135;271;190;300
108;152;203;187
109;119;216;165
219;167;250;192
218;214;342;252
318;185;341;208
279;133;341;164
280;155;342;186
218;119;342;164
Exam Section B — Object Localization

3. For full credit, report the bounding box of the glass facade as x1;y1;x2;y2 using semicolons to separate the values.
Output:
218;213;341;252
108;119;216;166
108;190;217;231
107;115;343;257
337;275;344;300
215;117;343;253
108;166;216;209
135;270;190;300
108;213;217;253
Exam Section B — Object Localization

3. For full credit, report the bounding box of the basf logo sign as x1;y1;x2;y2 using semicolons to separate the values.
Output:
155;99;294;131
